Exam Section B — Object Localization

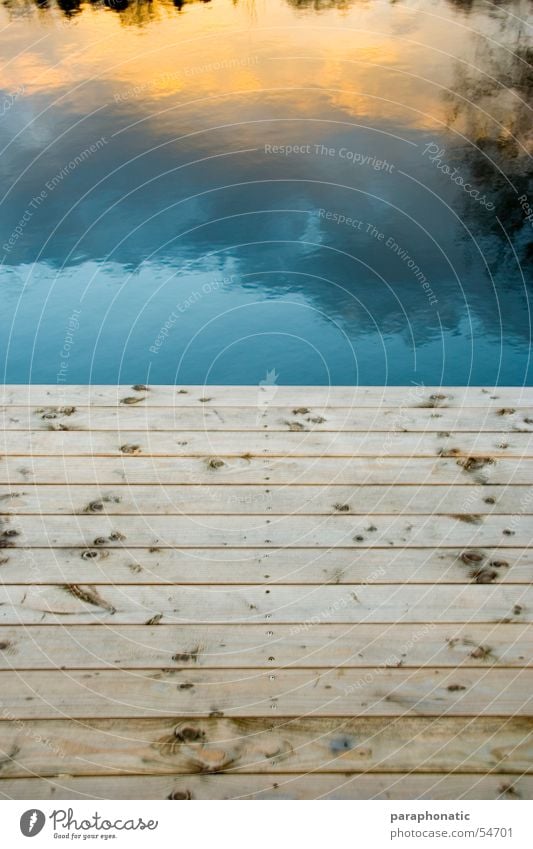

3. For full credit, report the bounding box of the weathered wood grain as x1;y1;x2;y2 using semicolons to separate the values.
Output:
0;514;530;548
3;405;532;432
1;455;528;484
1;483;531;516
1;430;532;457
1;385;531;799
0;546;529;585
0;623;529;668
1;385;531;407
0;584;528;624
2;668;532;718
1;773;530;800
0;717;530;777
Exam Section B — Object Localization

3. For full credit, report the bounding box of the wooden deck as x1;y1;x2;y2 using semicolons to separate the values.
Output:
0;384;532;800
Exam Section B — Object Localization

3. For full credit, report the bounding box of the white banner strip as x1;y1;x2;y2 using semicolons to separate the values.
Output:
2;799;531;849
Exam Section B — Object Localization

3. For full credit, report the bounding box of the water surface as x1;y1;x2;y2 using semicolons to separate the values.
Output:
0;0;531;384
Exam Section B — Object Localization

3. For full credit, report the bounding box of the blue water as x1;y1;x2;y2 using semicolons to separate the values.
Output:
0;0;531;384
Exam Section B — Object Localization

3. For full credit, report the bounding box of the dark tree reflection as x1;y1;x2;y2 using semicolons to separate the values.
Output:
0;0;527;28
56;0;81;15
442;11;532;268
0;0;213;19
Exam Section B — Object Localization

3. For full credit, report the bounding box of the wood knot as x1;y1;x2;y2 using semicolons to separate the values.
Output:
168;790;193;800
188;746;234;772
0;529;20;548
498;783;520;799
470;645;492;660
452;514;483;525
145;614;163;625
109;531;126;541
460;551;484;565
457;456;494;472
173;648;200;664
174;726;205;743
470;568;498;584
438;447;462;457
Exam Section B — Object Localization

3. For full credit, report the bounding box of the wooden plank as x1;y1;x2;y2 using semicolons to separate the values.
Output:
2;668;532;717
1;386;532;798
0;717;530;777
0;716;533;778
2;455;529;484
2;385;532;407
0;546;530;584
0;514;530;547
2;483;532;516
1;430;532;457
3;405;533;432
0;584;529;624
1;773;531;800
0;623;529;668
